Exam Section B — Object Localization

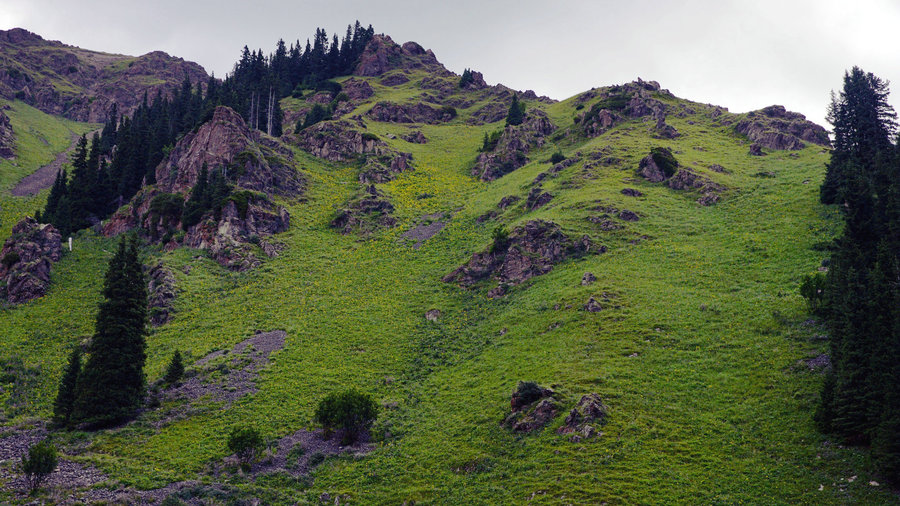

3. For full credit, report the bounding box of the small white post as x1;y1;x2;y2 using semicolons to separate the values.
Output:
68;237;72;251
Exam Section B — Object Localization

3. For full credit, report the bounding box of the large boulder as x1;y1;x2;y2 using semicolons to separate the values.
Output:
0;217;62;304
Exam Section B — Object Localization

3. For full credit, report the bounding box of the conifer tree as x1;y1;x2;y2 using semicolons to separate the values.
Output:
506;94;524;126
52;347;81;428
71;237;148;427
163;350;184;385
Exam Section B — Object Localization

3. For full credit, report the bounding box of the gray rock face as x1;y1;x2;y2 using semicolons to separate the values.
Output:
0;28;208;122
0;217;62;304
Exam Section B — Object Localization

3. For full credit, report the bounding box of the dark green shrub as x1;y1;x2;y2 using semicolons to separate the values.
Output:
227;426;264;470
459;68;474;88
513;381;544;406
490;226;510;253
650;147;679;178
149;193;185;221
164;350;184;385
21;440;57;494
2;251;20;270
315;80;343;95
314;389;378;445
299;104;332;130
799;272;827;314
440;105;458;120
334;92;349;103
361;132;380;142
308;452;326;467
550;151;565;164
480;130;502;152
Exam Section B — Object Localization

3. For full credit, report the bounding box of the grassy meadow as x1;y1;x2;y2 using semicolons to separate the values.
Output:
0;73;896;505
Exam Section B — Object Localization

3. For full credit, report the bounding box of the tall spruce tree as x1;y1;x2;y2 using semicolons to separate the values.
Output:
71;237;148;427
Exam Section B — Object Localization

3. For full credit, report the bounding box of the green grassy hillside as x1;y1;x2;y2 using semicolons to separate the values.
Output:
0;70;896;505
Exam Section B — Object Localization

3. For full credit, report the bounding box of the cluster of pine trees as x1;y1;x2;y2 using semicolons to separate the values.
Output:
813;66;900;483
41;22;375;238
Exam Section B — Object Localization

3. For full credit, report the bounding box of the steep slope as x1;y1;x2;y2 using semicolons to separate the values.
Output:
0;32;896;505
0;28;207;122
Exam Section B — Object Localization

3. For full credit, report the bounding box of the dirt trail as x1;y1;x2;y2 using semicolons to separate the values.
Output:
10;131;84;197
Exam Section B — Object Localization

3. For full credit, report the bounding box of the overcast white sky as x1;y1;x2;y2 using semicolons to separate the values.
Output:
2;0;899;128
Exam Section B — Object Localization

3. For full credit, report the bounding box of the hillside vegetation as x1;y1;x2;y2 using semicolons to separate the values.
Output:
0;32;897;505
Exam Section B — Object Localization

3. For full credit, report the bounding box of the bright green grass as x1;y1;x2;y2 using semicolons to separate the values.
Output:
0;82;895;504
0;100;96;239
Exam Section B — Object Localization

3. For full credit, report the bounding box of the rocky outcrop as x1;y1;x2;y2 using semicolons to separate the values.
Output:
471;111;556;181
156;106;303;197
354;35;447;77
443;220;599;296
525;187;553;210
638;147;679;183
146;262;176;326
341;78;375;101
402;131;427;144
0;217;62;304
665;168;726;206
294;120;386;162
576;80;669;138
734;105;830;150
331;186;396;235
503;382;559;433
0;28;207;122
0;109;14;158
359;152;413;184
637;148;723;205
103;106;297;270
183;198;290;271
366;101;456;124
557;393;608;441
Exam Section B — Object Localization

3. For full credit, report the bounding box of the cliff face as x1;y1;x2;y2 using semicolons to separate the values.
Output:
0;28;208;122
